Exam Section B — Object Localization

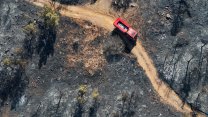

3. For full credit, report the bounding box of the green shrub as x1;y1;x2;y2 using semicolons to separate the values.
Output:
42;5;59;27
77;96;86;104
3;57;12;66
23;21;37;34
78;85;87;96
92;88;99;100
76;85;88;104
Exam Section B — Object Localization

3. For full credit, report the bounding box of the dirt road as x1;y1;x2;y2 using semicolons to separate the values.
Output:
27;0;205;116
28;0;115;31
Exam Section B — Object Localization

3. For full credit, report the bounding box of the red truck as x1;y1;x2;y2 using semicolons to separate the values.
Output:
113;18;138;40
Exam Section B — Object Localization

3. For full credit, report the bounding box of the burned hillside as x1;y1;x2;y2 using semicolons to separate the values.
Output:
0;0;208;117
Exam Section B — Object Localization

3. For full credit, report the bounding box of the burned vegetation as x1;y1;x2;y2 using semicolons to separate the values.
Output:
111;0;132;12
22;5;60;69
0;2;60;112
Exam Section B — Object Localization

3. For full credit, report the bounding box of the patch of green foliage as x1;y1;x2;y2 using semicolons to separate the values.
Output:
2;57;28;68
92;88;99;100
42;5;59;27
78;85;88;96
23;21;37;34
77;85;88;104
2;57;12;66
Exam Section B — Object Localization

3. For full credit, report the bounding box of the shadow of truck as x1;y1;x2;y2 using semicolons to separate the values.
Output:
111;28;136;53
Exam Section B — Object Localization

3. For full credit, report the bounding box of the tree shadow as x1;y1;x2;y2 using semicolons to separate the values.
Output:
115;92;137;117
73;102;84;117
22;31;36;59
22;20;57;69
0;66;28;110
111;29;136;53
170;0;192;36
73;88;86;117
89;100;100;117
180;72;191;108
37;21;57;69
90;0;97;4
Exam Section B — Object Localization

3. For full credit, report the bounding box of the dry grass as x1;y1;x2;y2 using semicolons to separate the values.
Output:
66;22;107;75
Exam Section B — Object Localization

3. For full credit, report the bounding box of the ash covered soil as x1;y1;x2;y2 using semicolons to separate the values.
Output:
0;0;208;117
138;0;208;114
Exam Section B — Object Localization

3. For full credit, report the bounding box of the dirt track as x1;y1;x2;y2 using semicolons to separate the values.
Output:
28;0;115;31
27;0;205;116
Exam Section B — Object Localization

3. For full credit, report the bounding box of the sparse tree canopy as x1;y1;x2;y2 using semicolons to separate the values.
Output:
78;85;88;96
42;5;59;27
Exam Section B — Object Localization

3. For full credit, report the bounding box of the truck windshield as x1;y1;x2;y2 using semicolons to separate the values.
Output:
117;22;128;31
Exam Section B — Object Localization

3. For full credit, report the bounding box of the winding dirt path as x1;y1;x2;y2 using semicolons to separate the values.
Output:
27;0;205;116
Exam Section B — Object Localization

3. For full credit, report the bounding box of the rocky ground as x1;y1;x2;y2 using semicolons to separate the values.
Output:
0;0;208;117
